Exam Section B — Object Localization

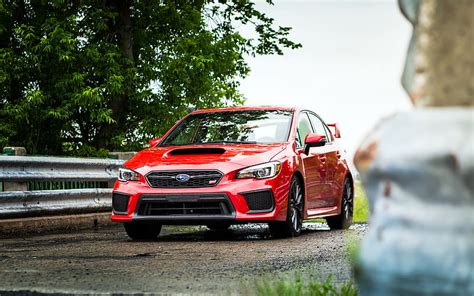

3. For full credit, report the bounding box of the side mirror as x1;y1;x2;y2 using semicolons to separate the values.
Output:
304;133;326;155
327;123;341;138
148;137;162;147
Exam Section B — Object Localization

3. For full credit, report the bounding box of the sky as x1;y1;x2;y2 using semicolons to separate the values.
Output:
239;0;413;160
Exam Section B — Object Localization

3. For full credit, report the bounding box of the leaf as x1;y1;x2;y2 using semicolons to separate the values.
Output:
0;0;300;155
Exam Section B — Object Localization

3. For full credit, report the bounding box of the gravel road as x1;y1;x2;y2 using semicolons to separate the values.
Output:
0;222;367;295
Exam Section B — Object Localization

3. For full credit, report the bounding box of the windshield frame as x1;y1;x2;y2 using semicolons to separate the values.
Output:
158;109;294;147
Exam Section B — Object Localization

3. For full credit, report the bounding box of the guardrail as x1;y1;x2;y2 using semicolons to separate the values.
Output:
0;156;124;219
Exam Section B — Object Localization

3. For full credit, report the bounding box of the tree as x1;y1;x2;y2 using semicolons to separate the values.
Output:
0;0;300;156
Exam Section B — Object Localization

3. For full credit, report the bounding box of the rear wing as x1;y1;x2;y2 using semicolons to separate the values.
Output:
327;123;341;138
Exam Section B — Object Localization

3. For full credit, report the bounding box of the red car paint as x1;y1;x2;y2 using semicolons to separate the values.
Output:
111;106;353;226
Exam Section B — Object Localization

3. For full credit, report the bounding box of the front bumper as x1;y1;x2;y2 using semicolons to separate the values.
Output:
111;172;291;224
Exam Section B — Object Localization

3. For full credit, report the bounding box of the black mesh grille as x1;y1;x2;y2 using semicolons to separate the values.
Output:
136;194;234;217
146;170;223;188
243;190;274;213
112;192;130;214
138;201;232;216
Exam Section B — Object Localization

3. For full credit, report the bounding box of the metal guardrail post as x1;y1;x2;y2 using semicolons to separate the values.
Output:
354;0;474;295
2;147;27;156
3;181;27;192
354;109;474;295
1;147;28;191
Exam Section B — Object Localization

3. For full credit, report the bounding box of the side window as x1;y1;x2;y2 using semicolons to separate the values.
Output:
308;113;332;143
323;124;334;142
296;112;314;147
295;131;302;147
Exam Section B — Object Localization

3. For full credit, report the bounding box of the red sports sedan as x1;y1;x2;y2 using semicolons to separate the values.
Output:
112;106;354;239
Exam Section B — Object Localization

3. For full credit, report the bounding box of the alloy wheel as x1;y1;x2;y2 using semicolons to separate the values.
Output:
342;181;353;220
326;178;353;230
289;178;304;233
269;177;304;237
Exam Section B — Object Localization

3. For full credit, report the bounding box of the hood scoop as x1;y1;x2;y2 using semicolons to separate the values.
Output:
169;147;226;156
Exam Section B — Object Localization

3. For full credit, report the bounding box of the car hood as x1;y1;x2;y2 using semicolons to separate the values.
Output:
124;144;288;176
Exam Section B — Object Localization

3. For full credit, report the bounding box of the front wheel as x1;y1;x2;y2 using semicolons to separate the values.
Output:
269;176;304;238
123;222;162;240
326;178;353;230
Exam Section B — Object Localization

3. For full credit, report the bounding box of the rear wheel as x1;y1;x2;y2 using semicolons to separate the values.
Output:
326;178;353;230
123;222;162;240
269;176;304;238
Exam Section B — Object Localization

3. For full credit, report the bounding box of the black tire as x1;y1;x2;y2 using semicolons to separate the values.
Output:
326;178;353;230
269;176;304;238
206;223;231;231
123;222;162;240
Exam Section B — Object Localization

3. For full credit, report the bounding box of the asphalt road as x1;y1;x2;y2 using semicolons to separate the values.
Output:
0;222;367;295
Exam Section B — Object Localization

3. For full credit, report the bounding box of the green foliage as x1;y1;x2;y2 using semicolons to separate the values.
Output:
0;0;300;156
250;273;357;296
353;182;369;223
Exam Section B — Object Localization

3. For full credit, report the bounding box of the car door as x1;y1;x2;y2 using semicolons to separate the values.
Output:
323;123;346;203
296;112;328;209
308;112;339;207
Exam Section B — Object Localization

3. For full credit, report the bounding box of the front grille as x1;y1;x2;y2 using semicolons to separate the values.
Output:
112;192;130;214
136;194;234;217
138;201;230;216
146;170;223;188
243;190;275;213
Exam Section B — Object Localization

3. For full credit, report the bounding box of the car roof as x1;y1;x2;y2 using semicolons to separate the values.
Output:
191;106;297;114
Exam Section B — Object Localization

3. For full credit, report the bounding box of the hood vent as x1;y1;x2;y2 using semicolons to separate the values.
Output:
169;148;226;156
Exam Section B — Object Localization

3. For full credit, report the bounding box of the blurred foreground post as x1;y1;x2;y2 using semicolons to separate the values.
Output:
354;0;473;295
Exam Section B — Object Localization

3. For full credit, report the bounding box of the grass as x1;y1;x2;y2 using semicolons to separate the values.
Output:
353;182;369;223
245;186;369;296
239;184;369;296
246;273;357;296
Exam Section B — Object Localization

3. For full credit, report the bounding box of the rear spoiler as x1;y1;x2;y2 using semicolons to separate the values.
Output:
327;123;341;138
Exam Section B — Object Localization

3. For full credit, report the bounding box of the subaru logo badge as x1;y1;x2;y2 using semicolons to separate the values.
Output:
175;174;190;182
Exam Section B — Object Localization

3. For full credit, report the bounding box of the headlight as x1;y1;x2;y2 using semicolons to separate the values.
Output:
235;161;281;179
118;168;140;182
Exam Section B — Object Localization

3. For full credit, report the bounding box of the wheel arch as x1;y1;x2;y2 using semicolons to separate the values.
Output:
292;170;305;195
292;170;306;217
345;171;355;194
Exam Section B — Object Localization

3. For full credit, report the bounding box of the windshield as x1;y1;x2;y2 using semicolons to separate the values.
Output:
160;110;293;146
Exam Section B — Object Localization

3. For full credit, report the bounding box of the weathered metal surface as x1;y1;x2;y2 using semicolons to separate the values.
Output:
400;0;474;106
3;181;27;192
0;156;123;219
0;155;124;182
355;1;474;294
2;147;27;156
355;108;474;295
0;188;112;218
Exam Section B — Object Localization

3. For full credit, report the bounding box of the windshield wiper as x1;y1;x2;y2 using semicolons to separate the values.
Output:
200;140;257;145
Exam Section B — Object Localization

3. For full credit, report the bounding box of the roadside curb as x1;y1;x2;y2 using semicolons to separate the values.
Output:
0;212;113;237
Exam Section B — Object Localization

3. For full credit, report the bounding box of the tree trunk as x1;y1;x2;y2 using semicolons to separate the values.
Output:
95;0;134;150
